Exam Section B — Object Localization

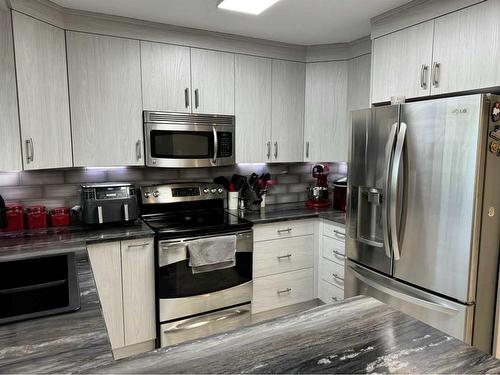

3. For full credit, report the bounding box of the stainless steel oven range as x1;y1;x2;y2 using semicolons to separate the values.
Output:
140;182;253;348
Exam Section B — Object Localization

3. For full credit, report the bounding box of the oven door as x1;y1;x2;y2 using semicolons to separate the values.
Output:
145;122;235;168
158;230;253;323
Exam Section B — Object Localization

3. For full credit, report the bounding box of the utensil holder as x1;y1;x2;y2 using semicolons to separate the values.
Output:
228;191;239;210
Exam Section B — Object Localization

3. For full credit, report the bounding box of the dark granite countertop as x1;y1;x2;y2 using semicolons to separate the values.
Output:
0;221;154;262
229;202;346;226
95;296;500;374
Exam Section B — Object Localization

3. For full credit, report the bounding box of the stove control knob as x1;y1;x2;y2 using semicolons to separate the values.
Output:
217;188;223;194
153;191;160;198
203;188;210;194
210;188;217;194
144;191;151;198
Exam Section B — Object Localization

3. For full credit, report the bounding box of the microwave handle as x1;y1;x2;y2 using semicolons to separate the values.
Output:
212;126;218;165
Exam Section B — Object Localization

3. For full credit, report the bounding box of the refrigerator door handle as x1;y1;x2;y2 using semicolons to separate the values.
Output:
382;122;398;259
390;122;407;260
348;263;460;315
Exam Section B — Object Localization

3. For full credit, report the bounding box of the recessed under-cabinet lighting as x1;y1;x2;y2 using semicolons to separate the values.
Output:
217;0;281;15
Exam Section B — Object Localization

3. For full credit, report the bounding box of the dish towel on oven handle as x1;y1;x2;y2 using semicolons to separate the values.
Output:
188;235;237;274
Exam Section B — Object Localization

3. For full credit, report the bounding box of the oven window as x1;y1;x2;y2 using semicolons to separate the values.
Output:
158;252;252;299
151;130;214;159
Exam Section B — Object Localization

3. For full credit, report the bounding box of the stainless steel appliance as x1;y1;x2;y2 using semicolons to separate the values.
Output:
143;111;235;168
345;94;500;354
81;183;138;225
140;182;253;348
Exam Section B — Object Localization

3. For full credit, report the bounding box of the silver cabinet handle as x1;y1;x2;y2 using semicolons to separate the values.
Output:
382;122;398;259
97;206;103;224
332;273;344;282
212;126;218;165
420;64;428;89
331;249;345;258
333;230;345;237
305;141;310;158
274;141;278;159
266;141;271;159
277;254;292;260
277;228;292;234
26;138;34;163
136;139;142;160
194;89;199;108
432;62;440;87
128;242;150;249
277;288;292;295
184;88;190;108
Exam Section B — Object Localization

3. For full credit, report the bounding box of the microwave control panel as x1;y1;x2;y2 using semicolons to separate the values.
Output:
217;132;233;157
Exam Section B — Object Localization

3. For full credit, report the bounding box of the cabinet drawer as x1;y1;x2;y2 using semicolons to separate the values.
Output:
322;235;346;264
320;258;345;289
323;222;346;242
319;280;344;304
254;219;314;242
252;268;313;314
254;235;313;278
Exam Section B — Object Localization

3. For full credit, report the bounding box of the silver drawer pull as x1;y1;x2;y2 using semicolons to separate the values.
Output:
128;243;150;249
333;230;345;237
331;296;339;301
332;250;345;258
332;273;344;282
277;228;292;234
277;288;292;295
277;254;292;260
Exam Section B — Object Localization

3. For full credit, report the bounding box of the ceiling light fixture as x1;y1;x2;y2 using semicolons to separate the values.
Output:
217;0;281;15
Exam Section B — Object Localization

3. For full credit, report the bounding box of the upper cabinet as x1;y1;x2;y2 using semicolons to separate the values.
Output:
348;54;371;113
304;61;348;162
67;32;143;167
141;42;191;113
432;1;500;95
371;20;434;104
271;60;305;163
12;12;73;170
0;6;21;171
235;55;272;163
191;49;235;115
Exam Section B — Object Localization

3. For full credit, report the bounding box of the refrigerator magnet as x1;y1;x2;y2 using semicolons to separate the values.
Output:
492;102;500;122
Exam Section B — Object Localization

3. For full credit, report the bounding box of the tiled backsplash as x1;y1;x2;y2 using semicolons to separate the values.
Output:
0;163;347;209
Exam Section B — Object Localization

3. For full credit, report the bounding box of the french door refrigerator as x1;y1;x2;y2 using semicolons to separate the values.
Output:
345;93;500;354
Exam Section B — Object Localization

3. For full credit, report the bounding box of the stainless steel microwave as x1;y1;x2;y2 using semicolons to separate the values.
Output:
144;111;235;168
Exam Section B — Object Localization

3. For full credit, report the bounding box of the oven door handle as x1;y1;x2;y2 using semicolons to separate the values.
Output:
212;126;218;165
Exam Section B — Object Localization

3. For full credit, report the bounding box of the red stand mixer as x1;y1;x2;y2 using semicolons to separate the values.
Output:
306;164;332;208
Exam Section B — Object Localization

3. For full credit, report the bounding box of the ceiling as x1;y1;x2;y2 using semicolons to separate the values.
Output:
52;0;413;45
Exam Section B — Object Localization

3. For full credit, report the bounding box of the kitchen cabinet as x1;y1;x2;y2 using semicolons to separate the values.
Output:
235;55;272;163
348;54;371;113
66;32;143;167
191;48;235;115
0;6;21;171
304;61;348;162
12;12;73;170
371;20;434;103
252;219;315;314
271;60;305;163
432;0;500;95
318;220;346;304
141;41;191;112
88;238;155;359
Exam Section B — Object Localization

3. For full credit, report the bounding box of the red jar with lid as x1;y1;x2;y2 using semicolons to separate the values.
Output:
50;207;70;227
25;205;47;230
5;203;24;232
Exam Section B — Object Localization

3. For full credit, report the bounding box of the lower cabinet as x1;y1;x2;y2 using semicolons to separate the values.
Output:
318;220;346;304
252;219;315;314
87;237;155;359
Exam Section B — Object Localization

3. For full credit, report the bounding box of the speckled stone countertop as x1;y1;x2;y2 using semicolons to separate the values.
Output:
0;221;154;262
229;202;346;226
96;296;500;374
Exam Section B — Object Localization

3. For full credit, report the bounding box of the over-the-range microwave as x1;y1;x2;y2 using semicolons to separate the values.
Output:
144;111;235;168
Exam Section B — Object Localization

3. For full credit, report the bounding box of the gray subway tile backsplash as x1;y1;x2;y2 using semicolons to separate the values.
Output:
0;163;346;209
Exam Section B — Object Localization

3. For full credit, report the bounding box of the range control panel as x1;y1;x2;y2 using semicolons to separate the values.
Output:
141;183;225;204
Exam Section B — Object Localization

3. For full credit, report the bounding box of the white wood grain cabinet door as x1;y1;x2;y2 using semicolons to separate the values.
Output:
141;41;191;113
235;54;272;163
432;1;500;95
12;12;73;170
271;60;305;163
371;20;434;104
67;32;143;167
191;48;235;115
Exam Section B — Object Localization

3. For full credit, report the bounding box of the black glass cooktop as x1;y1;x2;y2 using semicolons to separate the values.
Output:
142;209;252;239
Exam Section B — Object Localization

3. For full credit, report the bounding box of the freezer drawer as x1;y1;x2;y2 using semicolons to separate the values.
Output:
345;260;474;343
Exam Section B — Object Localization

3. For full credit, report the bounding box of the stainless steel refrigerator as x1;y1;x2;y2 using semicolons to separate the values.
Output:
345;93;500;354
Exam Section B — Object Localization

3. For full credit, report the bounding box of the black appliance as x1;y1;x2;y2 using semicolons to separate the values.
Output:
0;194;7;229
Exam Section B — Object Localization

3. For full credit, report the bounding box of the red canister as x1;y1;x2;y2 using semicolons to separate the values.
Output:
6;203;24;232
25;205;47;230
50;207;70;227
